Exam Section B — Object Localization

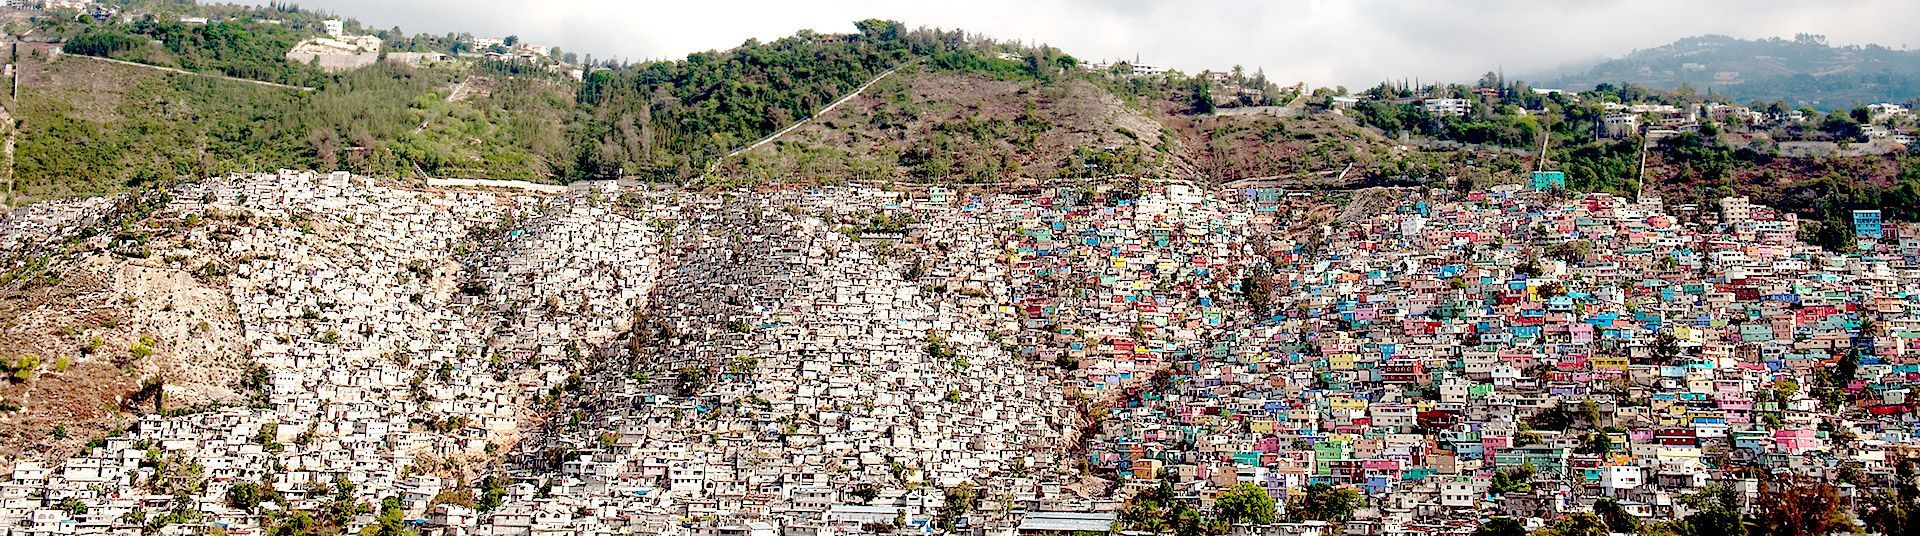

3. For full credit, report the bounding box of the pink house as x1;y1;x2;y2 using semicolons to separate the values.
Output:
1570;323;1594;344
1774;429;1821;453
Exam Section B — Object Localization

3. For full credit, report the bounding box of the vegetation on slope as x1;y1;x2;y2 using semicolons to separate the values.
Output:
7;4;1920;255
716;65;1176;186
569;21;908;180
572;20;1090;181
72;17;331;87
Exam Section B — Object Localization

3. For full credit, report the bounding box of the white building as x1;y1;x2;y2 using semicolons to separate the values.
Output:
1423;98;1471;117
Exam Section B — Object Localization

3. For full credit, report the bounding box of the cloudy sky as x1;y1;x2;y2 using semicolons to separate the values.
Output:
266;0;1920;87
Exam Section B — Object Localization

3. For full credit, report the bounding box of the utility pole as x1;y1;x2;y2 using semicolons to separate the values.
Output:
1636;130;1650;203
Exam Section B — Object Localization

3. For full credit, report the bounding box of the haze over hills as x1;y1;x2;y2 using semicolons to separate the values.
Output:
1544;34;1920;108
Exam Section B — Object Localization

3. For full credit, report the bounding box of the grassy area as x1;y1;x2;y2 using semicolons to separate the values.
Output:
395;77;576;181
3;47;584;204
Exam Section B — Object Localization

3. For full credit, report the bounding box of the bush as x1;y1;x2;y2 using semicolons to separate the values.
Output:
1;354;43;381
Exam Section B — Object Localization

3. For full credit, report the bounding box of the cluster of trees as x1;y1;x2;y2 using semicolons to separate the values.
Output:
1352;94;1540;149
1122;481;1359;536
1123;482;1280;536
1057;145;1158;179
570;19;1109;182
55;14;333;87
128;17;331;86
1468;476;1869;536
1554;139;1640;196
1755;149;1920;251
570;19;912;180
923;47;1074;82
62;28;146;57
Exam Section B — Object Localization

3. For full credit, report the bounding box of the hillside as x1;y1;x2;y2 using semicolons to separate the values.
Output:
717;67;1188;185
5;168;1919;535
2;6;1917;254
2;40;576;203
1549;34;1920;108
0;3;1591;202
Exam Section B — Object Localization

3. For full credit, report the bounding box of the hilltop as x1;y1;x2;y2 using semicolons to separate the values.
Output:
1547;34;1920;108
0;4;1519;204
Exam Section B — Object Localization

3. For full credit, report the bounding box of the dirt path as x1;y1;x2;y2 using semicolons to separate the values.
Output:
700;67;901;180
64;53;316;92
0;102;13;210
731;67;898;158
413;76;472;134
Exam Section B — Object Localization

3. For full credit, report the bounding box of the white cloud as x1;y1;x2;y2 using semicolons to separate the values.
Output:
264;0;1920;87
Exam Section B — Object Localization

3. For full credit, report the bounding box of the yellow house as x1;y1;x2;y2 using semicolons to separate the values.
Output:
1250;420;1277;434
1591;356;1629;371
1329;354;1357;370
1672;324;1702;343
1330;398;1369;412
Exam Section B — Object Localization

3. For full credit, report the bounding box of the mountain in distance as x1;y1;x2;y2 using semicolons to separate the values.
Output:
1545;34;1920;108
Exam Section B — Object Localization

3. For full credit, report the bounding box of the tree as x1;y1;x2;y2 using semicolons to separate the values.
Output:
1288;483;1361;522
1174;508;1223;536
1750;476;1851;536
935;484;980;531
1772;378;1800;401
1490;465;1535;495
1580;399;1603;428
1861;453;1920;536
1474;517;1527;536
368;496;412;536
1527;402;1578;431
1214;483;1277;525
850;482;880;504
1680;485;1748;536
1542;513;1608;536
1123;482;1181;534
853;19;903;42
1595;498;1639;533
1242;266;1274;322
1189;77;1216;114
227;480;280;513
1578;431;1614;456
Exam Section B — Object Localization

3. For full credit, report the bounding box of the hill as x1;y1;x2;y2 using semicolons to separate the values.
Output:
1548;34;1920;108
717;67;1185;185
1;4;1916;253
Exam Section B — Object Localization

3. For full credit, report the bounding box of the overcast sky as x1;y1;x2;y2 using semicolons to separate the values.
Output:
261;0;1920;87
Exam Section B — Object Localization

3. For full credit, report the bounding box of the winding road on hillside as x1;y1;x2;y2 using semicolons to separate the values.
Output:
64;52;317;92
